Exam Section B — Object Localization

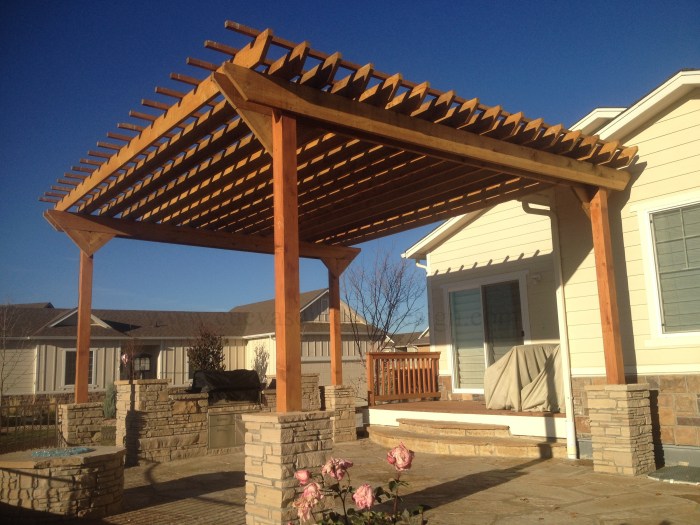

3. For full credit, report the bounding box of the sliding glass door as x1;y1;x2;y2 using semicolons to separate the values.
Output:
450;280;524;391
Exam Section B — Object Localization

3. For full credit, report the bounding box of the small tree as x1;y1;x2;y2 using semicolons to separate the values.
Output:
187;325;225;373
343;247;425;358
253;345;269;385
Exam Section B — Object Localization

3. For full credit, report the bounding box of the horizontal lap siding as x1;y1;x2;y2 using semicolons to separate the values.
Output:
428;199;558;376
563;90;700;375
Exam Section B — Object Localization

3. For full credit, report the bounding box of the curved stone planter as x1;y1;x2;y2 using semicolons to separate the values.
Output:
0;446;125;519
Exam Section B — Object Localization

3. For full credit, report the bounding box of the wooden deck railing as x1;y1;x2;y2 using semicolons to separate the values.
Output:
366;352;441;406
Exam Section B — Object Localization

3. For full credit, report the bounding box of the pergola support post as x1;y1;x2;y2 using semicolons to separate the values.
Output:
589;187;625;385
321;256;357;386
272;110;301;413
75;250;94;403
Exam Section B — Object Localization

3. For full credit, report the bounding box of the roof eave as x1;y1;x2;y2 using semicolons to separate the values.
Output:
402;209;489;260
597;70;700;141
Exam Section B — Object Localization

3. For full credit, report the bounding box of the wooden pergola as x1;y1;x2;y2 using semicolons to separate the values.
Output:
41;22;635;411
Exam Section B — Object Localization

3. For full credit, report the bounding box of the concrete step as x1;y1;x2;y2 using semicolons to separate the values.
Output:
396;418;512;438
368;425;567;459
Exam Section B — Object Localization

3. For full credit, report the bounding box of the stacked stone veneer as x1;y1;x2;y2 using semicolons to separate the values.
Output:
301;373;321;411
0;447;125;518
116;379;209;463
322;385;356;442
585;384;655;476
242;411;332;525
574;374;700;453
60;402;105;446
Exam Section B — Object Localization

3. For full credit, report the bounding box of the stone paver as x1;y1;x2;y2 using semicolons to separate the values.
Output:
6;438;699;524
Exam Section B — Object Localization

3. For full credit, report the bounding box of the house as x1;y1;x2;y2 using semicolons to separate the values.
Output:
0;289;373;404
403;70;700;465
385;329;431;352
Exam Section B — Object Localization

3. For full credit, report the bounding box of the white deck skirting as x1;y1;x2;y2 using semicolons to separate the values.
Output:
368;408;566;439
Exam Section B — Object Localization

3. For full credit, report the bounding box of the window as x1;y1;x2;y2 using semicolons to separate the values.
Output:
64;349;94;386
650;202;700;333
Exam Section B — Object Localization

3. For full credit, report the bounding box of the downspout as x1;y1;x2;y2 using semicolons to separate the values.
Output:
522;201;578;459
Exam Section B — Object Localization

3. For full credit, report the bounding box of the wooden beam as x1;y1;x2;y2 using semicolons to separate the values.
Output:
55;75;222;212
219;63;631;191
272;111;301;413
590;188;625;384
323;255;358;386
213;70;273;153
75;250;93;403
44;210;359;262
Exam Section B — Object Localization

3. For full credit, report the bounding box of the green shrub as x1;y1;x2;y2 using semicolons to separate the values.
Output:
103;383;117;419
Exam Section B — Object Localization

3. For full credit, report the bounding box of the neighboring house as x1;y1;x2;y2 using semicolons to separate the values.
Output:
385;329;431;352
1;289;373;403
404;70;700;463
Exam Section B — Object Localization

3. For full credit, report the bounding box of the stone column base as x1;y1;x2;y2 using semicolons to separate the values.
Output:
242;411;333;525
585;383;655;476
322;385;357;443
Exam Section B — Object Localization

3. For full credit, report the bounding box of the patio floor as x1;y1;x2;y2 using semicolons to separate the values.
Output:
4;438;699;524
370;399;565;417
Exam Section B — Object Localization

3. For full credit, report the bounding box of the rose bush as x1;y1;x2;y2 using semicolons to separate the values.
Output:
290;442;428;525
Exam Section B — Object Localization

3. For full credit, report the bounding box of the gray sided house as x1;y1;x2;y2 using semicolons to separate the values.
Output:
1;289;373;404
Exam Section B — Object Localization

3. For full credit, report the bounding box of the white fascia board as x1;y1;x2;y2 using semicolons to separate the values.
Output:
570;107;626;134
597;70;700;141
402;209;489;260
300;289;328;315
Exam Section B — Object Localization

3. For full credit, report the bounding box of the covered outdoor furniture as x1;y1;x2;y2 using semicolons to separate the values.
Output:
484;344;563;412
190;369;263;404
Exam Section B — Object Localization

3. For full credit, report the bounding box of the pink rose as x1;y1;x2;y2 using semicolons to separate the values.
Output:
387;442;415;471
302;481;323;503
352;483;375;510
294;469;312;485
292;496;314;522
321;457;353;480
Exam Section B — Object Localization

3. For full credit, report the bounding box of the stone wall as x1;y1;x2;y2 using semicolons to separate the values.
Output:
115;380;208;464
301;373;321;411
60;402;105;446
322;385;356;442
0;447;125;519
573;374;699;460
586;384;655;476
242;411;333;525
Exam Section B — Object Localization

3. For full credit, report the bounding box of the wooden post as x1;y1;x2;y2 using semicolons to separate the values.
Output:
272;110;301;412
75;250;94;403
590;188;625;385
328;267;342;386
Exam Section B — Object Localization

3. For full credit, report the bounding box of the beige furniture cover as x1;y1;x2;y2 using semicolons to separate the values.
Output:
483;344;563;412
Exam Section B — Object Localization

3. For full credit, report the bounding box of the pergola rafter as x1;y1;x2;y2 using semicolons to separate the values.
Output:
41;21;636;409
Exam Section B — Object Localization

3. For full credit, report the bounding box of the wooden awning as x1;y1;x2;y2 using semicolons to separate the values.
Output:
41;22;635;250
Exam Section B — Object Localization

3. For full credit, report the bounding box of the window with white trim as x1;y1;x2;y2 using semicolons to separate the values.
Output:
64;349;94;386
650;202;700;333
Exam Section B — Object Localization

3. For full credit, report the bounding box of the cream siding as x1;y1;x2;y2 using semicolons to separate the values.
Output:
426;199;559;377
560;89;700;376
1;345;36;395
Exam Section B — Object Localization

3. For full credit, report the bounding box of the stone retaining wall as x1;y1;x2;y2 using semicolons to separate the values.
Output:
0;447;125;519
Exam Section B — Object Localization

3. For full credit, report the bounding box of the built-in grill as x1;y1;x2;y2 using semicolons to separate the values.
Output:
190;369;263;405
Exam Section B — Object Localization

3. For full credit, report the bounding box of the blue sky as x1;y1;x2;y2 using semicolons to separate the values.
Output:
1;0;699;313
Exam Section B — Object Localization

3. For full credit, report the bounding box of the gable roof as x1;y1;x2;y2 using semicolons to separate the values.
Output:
4;289;348;340
402;210;489;260
573;69;700;140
